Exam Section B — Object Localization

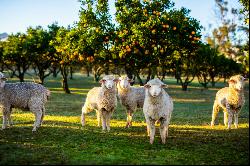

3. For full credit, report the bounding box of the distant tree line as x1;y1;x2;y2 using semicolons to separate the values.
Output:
0;0;247;93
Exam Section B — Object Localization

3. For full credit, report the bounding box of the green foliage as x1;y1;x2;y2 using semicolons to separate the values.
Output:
0;75;249;165
114;0;202;86
2;33;32;82
239;0;249;24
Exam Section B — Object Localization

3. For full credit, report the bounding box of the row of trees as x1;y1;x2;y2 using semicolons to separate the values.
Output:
0;0;248;93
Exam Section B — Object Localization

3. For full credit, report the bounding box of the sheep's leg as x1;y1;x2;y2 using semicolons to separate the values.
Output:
234;113;238;129
126;111;133;128
7;107;13;126
101;109;107;131
225;103;233;130
159;118;168;144
106;111;113;132
32;110;43;132
81;106;89;127
223;111;228;127
227;113;233;130
211;101;220;127
96;110;101;127
39;106;45;127
146;124;150;136
146;118;156;144
145;118;151;137
2;107;10;129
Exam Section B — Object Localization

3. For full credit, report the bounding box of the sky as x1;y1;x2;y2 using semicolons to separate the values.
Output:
0;0;244;38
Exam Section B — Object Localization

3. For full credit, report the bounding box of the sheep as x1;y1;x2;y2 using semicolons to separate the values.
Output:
0;72;50;132
211;75;246;129
117;76;145;128
143;78;173;144
81;75;118;131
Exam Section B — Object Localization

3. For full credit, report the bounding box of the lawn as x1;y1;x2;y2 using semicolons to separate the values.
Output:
0;73;249;165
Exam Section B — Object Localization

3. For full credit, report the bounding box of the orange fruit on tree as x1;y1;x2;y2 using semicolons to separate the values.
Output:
79;55;84;61
173;27;177;30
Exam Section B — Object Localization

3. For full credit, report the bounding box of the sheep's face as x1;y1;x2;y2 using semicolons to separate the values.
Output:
0;72;7;88
144;83;167;97
228;75;246;91
100;76;118;90
118;76;132;89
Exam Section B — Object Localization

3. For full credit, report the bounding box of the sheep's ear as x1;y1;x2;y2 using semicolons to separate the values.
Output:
228;79;236;84
1;77;7;81
144;84;150;88
99;79;105;84
161;84;168;88
128;79;134;83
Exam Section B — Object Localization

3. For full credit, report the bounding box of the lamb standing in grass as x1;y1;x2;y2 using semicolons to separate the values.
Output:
81;75;118;131
211;75;246;129
0;72;50;132
117;76;145;128
143;78;173;144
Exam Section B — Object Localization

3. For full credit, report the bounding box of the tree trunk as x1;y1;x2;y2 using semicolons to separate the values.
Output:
70;66;73;80
181;83;188;91
146;68;152;83
19;73;25;82
86;66;90;77
135;72;143;86
125;65;134;80
211;76;216;87
60;65;70;94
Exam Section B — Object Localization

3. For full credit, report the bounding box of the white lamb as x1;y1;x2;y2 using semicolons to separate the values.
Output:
143;78;173;144
117;76;145;128
81;75;118;131
211;75;246;129
0;72;50;132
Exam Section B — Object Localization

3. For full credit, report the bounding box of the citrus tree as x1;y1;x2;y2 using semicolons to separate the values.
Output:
2;33;32;82
25;25;58;84
77;0;116;81
114;0;202;87
50;26;78;93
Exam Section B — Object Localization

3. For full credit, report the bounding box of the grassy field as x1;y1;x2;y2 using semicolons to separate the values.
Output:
0;73;249;165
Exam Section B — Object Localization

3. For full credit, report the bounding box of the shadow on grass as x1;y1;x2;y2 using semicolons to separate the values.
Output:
0;121;249;165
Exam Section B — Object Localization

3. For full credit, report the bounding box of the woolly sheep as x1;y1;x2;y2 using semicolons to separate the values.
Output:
211;75;246;129
117;76;145;128
0;72;50;132
81;75;118;131
143;78;173;144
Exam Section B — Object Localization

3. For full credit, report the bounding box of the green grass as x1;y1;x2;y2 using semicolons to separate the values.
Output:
0;73;249;165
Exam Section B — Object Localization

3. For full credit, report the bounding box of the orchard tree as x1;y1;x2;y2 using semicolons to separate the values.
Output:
77;0;116;81
115;0;176;84
114;0;202;87
0;41;4;71
2;33;31;82
26;26;56;84
50;26;78;93
195;44;224;88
